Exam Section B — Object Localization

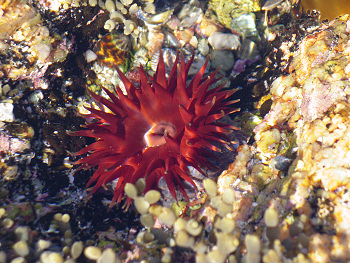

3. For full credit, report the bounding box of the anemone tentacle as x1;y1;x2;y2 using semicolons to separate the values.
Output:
70;51;239;208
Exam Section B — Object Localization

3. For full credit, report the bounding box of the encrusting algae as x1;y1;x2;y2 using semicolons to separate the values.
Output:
254;14;350;262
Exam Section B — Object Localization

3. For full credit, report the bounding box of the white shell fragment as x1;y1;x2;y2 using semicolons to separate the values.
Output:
84;50;97;63
0;103;14;122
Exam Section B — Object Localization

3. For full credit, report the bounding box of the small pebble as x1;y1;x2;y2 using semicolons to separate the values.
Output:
271;155;292;171
210;50;235;71
208;32;240;50
3;165;18;180
2;84;11;95
266;226;280;242
29;90;44;104
84;50;97;63
40;252;54;263
297;233;310;248
35;43;51;62
198;38;210;56
161;248;173;263
289;220;304;237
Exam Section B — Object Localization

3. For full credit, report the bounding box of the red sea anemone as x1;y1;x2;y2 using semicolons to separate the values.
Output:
70;52;239;207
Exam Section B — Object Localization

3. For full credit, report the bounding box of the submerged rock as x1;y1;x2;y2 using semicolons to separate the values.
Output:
254;14;350;262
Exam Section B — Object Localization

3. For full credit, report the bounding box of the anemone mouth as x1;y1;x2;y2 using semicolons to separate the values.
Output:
144;122;177;147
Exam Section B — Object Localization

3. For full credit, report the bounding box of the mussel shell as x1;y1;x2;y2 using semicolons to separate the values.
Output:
136;9;174;26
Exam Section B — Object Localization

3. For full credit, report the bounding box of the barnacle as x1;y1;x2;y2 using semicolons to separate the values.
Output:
70;51;239;207
93;32;131;69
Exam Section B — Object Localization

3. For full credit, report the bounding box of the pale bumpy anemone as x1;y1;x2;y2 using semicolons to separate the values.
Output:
70;52;239;207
